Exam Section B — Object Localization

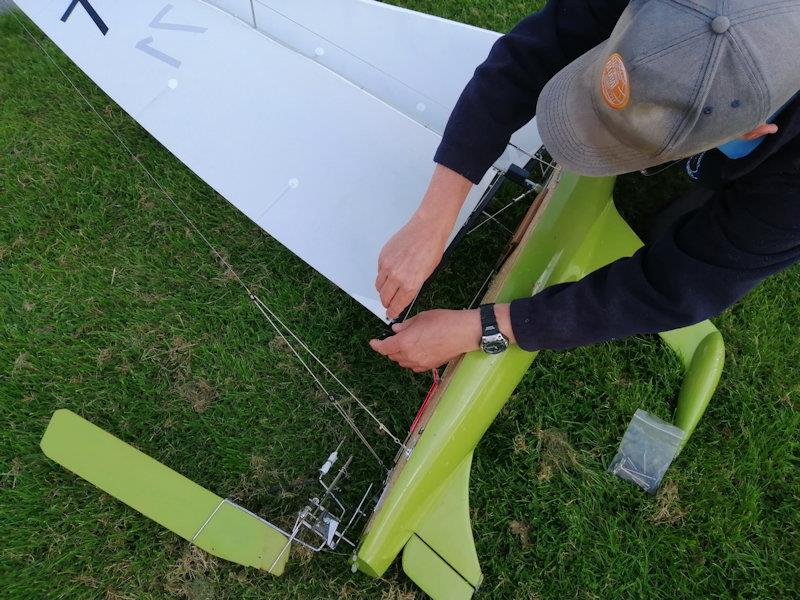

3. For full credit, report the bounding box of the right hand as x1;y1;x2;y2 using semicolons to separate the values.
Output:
375;215;448;320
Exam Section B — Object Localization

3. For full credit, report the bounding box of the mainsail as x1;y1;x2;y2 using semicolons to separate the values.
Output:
15;0;541;319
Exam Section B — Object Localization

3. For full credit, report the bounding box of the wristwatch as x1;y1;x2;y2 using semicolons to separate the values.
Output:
479;303;509;354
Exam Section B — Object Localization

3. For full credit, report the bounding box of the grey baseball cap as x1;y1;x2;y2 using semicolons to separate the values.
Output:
536;0;800;176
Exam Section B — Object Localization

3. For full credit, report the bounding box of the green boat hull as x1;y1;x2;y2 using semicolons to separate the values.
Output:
37;171;723;598
354;171;724;597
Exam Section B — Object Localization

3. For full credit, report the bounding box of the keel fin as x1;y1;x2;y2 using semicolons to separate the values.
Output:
403;535;475;600
40;409;290;575
402;452;481;596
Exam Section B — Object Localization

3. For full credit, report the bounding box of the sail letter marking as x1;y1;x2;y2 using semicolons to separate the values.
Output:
136;5;207;69
149;5;207;33
61;0;109;36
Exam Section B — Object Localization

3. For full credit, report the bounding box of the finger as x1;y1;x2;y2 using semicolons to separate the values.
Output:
379;279;400;310
386;288;415;320
374;270;389;292
369;338;393;356
369;336;401;356
391;318;412;333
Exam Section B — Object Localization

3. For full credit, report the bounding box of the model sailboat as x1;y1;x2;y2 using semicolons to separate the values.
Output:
17;1;725;598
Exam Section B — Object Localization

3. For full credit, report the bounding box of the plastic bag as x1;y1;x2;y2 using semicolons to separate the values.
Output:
608;409;686;494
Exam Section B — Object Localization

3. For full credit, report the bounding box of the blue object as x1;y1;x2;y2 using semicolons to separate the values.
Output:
717;98;794;158
717;136;766;159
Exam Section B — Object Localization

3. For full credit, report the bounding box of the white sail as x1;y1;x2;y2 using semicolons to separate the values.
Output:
17;0;541;319
207;0;542;159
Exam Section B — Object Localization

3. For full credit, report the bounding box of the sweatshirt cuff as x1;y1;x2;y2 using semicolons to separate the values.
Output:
509;297;542;352
434;140;492;185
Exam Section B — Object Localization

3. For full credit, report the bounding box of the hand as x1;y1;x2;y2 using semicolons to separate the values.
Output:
375;216;448;320
375;164;474;319
369;309;481;372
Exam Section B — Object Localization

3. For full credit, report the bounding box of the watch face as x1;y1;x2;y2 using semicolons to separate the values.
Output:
482;340;507;354
481;335;509;354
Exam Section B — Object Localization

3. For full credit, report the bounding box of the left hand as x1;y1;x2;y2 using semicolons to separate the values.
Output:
369;309;481;372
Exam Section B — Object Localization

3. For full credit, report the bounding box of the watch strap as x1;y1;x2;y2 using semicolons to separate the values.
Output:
479;303;500;337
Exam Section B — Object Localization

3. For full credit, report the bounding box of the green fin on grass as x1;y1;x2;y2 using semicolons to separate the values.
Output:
40;409;291;575
403;535;476;600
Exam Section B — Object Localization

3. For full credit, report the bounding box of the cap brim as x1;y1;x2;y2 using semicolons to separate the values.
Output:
537;42;664;176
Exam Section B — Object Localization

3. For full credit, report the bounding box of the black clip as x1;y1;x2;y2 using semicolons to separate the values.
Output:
377;320;398;341
505;164;534;189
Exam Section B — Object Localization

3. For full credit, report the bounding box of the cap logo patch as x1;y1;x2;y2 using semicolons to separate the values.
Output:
600;53;630;110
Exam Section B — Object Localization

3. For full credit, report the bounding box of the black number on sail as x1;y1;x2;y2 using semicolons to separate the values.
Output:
61;0;109;36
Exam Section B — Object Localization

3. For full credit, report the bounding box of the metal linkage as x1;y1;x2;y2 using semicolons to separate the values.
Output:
277;444;374;559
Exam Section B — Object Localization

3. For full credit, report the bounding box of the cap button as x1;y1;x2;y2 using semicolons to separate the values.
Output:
711;15;730;34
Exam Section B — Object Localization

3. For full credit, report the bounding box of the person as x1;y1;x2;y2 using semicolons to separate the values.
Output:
369;0;800;372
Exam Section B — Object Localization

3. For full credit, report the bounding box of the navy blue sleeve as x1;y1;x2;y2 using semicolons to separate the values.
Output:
435;0;629;183
509;173;800;351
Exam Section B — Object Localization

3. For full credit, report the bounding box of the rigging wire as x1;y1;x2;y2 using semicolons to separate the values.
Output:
467;187;538;235
250;295;406;449
464;153;555;308
12;11;404;468
248;296;387;467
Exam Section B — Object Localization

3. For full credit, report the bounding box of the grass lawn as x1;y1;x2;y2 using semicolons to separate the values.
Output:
1;4;798;599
